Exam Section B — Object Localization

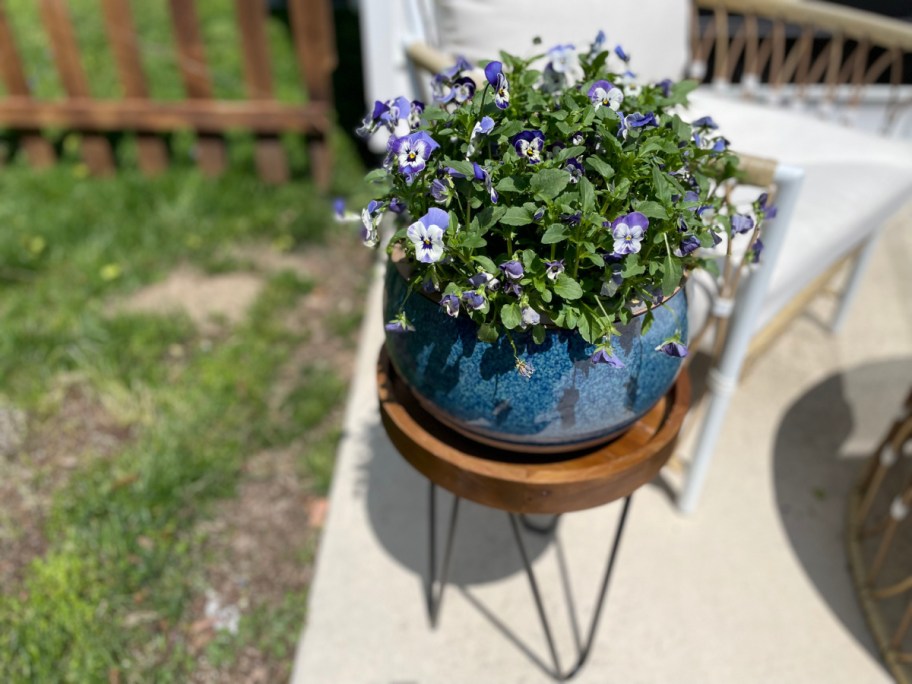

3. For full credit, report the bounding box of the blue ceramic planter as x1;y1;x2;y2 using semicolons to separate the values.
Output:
383;262;687;453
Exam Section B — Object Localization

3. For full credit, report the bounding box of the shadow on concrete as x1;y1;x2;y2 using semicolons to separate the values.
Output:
773;356;912;666
361;421;553;586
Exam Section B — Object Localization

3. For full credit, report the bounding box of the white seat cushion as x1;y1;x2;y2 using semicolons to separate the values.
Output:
434;0;687;84
687;90;912;333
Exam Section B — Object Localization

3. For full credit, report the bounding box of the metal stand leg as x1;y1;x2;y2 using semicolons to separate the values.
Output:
427;482;460;628
521;514;560;535
509;495;633;681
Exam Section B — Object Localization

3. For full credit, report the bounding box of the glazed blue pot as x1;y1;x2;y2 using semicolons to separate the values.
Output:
383;262;687;453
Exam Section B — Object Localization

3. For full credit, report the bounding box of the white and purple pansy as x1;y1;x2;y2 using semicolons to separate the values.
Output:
380;96;411;134
440;293;460;318
484;62;511;110
430;176;455;206
587;80;623;111
547;44;577;74
619;70;642;97
388;197;406;214
731;214;755;234
391;131;440;179
674;235;701;257
468;271;500;291
591;343;625;367
656;338;688;358
360;199;383;247
356;100;389;137
461;290;486;311
385;313;414;333
472;162;499;203
694;132;728;153
691;115;719;130
521;305;541;329
658;78;673;97
441;55;472;80
408;100;425;129
565;157;584;183
750;238;764;263
467;116;495;157
611;211;648;255
445;76;476;104
757;193;778;219
510;130;545;164
499;260;523;281
544;259;565;281
406;207;449;263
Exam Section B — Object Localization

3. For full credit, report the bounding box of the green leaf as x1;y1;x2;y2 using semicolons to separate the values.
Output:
577;311;591;342
661;254;683;297
472;255;497;273
584;157;614;180
651;166;673;204
460;234;487;249
579;177;595;212
532;325;546;345
641;310;655;336
530;169;572;200
499;207;533;226
554;274;583;300
621;254;646;278
541;223;568;244
475;206;506;233
555;146;587;163
422;107;450;121
635;200;668;220
445;159;475;178
477;323;498;343
364;169;388;183
500;302;521;330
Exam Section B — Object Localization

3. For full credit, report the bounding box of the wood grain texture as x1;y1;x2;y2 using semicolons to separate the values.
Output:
101;0;168;175
39;0;115;174
234;0;288;183
377;347;691;514
167;0;225;175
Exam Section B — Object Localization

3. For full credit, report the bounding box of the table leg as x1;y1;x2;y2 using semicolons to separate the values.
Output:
509;495;633;681
427;482;461;628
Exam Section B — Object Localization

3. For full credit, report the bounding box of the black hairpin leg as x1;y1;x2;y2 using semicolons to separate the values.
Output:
509;495;633;681
427;482;460;628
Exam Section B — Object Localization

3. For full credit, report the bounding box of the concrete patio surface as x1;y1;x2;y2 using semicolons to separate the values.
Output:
292;206;912;684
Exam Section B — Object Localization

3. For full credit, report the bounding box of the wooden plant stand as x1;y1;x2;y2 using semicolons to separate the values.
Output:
377;346;690;681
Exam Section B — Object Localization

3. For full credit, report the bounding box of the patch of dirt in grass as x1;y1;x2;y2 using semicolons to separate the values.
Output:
0;384;133;589
124;266;264;334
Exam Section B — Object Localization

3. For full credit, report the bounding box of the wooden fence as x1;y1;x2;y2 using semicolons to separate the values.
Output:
0;0;336;186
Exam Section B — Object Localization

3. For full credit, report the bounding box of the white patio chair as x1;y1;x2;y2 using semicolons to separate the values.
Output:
358;0;912;513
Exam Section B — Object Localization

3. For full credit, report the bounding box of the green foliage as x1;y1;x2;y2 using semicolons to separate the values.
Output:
363;37;765;352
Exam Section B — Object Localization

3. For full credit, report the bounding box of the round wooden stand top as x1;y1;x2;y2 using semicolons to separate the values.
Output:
377;346;691;515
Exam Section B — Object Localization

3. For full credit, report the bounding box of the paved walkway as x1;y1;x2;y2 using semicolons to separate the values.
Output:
291;209;912;683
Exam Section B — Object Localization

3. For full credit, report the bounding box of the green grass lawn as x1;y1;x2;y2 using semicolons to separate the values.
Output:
0;2;374;681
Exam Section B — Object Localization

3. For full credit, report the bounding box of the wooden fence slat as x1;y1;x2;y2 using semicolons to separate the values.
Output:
101;0;168;175
39;0;115;175
234;0;288;183
0;97;330;133
167;0;226;176
288;0;336;190
0;4;56;167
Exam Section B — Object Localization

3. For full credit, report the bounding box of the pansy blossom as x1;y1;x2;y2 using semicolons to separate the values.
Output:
510;130;545;164
588;80;623;111
473;162;499;204
591;344;625;367
360;200;383;247
356;100;389;138
611;211;648;255
391;132;440;180
406;208;449;263
656;339;688;358
385;313;414;333
440;293;460;318
544;260;565;281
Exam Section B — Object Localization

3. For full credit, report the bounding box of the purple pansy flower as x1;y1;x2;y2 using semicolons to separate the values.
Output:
468;272;500;290
611;212;648;255
627;112;658;129
731;214;755;234
547;44;577;74
566;157;584;183
406;207;449;263
588;80;624;111
499;260;523;280
544;259;565;281
333;197;346;220
445;76;476;104
521;306;541;328
562;211;582;225
473;116;495;137
656;339;688;357
614;44;630;63
691;116;718;129
380;96;411;133
532;207;546;222
441;55;472;79
758;193;778;219
391;131;440;179
484;61;510;109
510;130;545;164
675;234;701;257
461;290;486;310
503;281;523;297
440;294;460;318
385;313;414;333
360;199;383;247
430;176;455;205
751;238;764;263
591;347;625;367
588;30;607;58
484;61;502;87
601;263;624;297
388;197;406;214
472;162;499;204
356;100;389;137
571;131;586;146
408;100;425;129
658;78;673;97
